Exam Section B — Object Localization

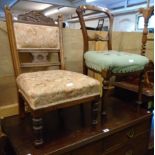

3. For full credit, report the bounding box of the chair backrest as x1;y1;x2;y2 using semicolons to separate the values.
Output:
96;18;104;31
5;6;64;78
76;5;114;53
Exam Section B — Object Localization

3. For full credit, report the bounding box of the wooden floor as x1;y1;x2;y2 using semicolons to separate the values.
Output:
1;94;153;155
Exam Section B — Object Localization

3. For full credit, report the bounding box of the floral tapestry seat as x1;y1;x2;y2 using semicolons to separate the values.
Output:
17;70;100;110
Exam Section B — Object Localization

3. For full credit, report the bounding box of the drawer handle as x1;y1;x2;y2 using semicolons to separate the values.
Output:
127;129;134;138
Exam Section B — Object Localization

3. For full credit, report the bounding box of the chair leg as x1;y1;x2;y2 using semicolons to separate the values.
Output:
32;116;44;146
137;71;145;110
18;92;25;118
101;75;110;116
91;99;99;126
83;63;88;75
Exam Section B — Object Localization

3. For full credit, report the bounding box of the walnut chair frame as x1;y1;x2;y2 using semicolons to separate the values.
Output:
115;5;154;96
139;5;154;87
76;5;148;115
5;6;100;146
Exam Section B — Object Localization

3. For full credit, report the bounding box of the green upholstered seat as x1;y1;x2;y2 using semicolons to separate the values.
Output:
84;50;149;73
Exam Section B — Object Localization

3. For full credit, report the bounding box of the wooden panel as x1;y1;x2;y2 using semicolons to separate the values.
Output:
72;132;149;155
103;120;150;151
71;120;151;155
104;133;149;155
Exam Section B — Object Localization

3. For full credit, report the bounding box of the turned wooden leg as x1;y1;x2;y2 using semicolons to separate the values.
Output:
32;116;44;146
91;99;99;126
18;92;25;118
137;71;145;111
101;75;110;116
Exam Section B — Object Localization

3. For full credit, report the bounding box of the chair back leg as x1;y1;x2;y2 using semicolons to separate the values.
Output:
91;98;100;126
137;69;145;111
18;92;26;118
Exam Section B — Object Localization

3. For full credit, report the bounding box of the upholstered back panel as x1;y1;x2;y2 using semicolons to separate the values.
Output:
14;22;60;49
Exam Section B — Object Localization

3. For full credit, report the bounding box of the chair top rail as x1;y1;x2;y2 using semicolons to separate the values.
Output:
76;5;114;19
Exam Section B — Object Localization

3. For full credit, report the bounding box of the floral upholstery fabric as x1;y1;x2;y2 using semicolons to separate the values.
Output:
16;70;100;110
84;50;149;73
14;22;59;49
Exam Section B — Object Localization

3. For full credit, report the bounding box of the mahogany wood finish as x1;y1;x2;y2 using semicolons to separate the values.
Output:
76;5;147;115
0;123;16;155
0;131;7;155
1;97;152;155
4;6;100;146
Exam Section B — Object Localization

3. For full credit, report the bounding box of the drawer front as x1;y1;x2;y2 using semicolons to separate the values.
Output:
71;140;104;155
71;132;149;155
103;132;149;155
103;120;150;150
71;120;150;155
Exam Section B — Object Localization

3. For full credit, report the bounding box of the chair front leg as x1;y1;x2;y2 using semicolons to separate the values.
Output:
91;98;100;126
32;115;44;147
83;62;88;75
18;92;26;118
137;70;145;110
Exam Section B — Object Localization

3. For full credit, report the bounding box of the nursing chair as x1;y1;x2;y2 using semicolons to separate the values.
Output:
76;5;149;115
5;6;100;146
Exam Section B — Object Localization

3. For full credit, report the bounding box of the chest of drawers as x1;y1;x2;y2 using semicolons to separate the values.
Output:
71;120;151;155
2;98;152;155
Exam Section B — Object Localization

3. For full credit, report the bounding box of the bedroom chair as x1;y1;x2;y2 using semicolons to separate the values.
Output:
5;6;100;146
76;5;149;115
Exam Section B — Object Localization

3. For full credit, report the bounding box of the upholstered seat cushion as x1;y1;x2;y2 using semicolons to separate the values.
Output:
84;50;149;73
16;70;100;110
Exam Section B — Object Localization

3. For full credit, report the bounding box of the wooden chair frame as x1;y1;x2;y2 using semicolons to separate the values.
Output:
139;5;154;88
111;5;154;97
5;6;100;146
76;5;148;115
